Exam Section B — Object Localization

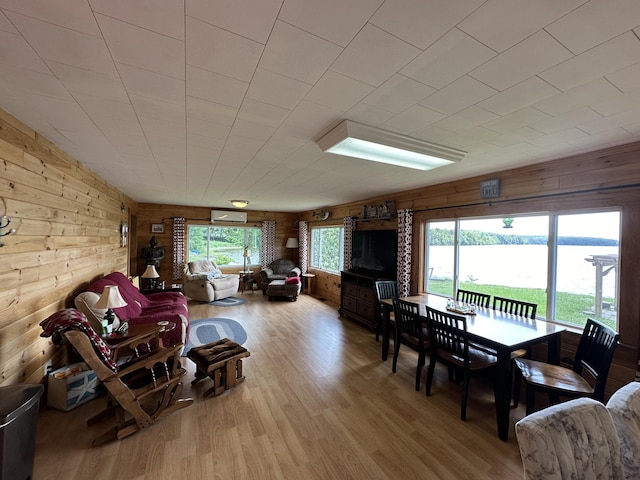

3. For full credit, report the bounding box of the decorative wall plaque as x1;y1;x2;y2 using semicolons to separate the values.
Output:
480;179;501;199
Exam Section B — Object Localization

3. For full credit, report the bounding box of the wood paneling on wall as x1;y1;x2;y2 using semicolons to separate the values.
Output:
0;110;135;386
305;142;640;394
135;203;299;282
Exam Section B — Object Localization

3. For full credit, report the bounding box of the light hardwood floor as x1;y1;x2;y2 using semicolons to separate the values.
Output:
33;293;526;479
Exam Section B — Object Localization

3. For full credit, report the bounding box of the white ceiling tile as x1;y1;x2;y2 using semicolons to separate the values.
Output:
186;17;262;83
540;32;640;91
187;66;248;108
186;0;283;44
606;62;640;93
237;99;291;129
90;0;185;40
470;30;573;91
130;95;185;126
546;0;640;55
420;75;498;115
530;107;602;134
6;11;116;75
279;0;382;47
533;78;624;116
529;128;588;147
401;28;497;89
458;0;586;53
345;102;399;126
362;74;435;114
259;21;342;85
591;89;640;117
278;100;341;139
0;0;101;36
0;30;49;72
96;13;184;79
478;77;559;116
383;105;446;133
434;106;500;133
246;68;312;110
0;64;70;100
48;62;129;103
331;24;420;87
117;63;184;104
484;107;551;133
370;0;485;49
306;71;373;112
187;96;238;127
578;109;640;135
0;10;17;33
230;119;276;142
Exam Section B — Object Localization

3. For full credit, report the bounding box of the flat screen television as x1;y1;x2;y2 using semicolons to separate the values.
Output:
351;229;397;277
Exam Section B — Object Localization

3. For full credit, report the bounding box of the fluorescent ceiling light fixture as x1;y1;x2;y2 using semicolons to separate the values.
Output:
316;120;466;171
230;200;249;208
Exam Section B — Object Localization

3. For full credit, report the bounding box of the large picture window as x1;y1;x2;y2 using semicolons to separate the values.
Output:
423;210;620;329
187;225;262;267
310;226;344;274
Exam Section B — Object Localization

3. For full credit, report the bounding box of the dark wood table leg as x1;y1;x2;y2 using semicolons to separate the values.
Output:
494;349;512;442
382;304;391;361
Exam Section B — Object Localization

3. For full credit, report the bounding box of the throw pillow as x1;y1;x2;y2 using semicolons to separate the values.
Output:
285;276;300;285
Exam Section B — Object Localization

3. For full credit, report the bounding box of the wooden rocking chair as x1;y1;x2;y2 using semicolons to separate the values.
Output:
40;309;194;446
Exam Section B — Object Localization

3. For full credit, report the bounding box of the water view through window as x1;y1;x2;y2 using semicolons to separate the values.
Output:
425;211;620;329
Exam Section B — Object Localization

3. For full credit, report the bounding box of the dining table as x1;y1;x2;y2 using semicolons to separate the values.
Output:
381;294;566;441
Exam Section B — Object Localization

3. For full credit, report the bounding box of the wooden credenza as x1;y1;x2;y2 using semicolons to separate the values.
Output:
339;270;391;331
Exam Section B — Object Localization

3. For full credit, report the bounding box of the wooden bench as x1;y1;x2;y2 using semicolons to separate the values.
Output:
186;338;250;398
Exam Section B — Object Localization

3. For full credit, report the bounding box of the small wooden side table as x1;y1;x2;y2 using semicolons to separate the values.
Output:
239;271;254;293
301;273;315;295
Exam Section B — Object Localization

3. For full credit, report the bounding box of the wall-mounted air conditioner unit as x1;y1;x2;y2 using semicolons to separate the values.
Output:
211;210;247;223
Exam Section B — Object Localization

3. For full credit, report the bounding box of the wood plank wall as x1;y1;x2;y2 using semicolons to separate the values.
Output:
0;110;135;386
134;204;299;283
300;142;640;395
2;95;639;397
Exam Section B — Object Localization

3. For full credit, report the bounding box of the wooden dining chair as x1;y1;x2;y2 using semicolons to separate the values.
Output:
392;298;429;391
514;318;619;414
492;296;537;319
456;289;490;308
374;280;399;342
424;306;497;421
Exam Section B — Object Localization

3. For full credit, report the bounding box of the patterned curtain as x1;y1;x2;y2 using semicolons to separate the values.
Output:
397;209;413;297
343;216;356;271
298;221;308;274
172;217;185;280
262;220;276;268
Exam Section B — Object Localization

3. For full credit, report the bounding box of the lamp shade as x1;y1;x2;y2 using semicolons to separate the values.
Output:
141;265;160;279
230;200;249;208
286;237;299;248
94;285;128;309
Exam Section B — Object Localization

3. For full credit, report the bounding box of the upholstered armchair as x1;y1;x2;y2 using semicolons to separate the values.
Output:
259;258;301;294
183;260;239;302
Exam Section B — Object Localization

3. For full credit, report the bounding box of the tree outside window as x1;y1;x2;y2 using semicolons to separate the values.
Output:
310;226;344;273
187;225;262;267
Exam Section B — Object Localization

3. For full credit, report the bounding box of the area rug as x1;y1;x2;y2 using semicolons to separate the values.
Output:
183;317;247;355
209;296;246;307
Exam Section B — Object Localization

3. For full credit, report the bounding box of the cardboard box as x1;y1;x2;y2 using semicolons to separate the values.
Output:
47;362;102;411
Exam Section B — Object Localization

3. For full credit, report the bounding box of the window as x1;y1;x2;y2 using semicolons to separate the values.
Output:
423;210;620;329
310;226;344;273
187;225;262;267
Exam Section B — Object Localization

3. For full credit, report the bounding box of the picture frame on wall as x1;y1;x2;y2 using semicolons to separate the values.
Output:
151;223;164;233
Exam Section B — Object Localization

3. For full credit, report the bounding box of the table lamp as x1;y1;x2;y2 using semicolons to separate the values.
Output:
94;285;127;333
141;264;160;290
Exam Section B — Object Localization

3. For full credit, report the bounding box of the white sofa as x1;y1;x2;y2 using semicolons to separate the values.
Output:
182;260;239;302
